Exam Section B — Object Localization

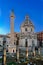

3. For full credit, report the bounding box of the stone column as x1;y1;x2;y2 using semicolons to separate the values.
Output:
2;37;6;65
25;39;28;60
38;47;40;55
33;50;36;57
16;35;19;62
10;10;15;44
16;46;19;62
33;47;36;57
10;10;16;53
26;47;28;59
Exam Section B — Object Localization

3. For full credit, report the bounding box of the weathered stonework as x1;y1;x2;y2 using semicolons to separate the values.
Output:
0;12;37;53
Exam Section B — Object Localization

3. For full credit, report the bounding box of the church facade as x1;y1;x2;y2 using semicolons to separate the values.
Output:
18;16;37;47
0;11;37;53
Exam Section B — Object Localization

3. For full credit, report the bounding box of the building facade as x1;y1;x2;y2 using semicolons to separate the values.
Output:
0;11;37;53
37;32;43;47
18;16;37;53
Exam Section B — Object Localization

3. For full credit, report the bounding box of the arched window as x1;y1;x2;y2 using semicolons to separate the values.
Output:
6;49;8;52
25;39;28;47
14;42;15;45
31;28;32;32
25;28;27;31
32;40;35;47
13;50;14;53
7;45;8;47
39;41;42;47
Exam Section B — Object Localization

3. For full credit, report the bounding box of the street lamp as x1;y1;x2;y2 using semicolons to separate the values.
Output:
2;36;6;65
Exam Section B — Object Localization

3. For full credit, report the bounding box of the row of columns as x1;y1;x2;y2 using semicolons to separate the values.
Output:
33;47;41;57
16;36;29;61
2;36;41;65
16;36;41;61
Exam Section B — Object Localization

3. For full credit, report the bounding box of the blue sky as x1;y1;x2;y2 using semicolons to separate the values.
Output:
0;0;43;34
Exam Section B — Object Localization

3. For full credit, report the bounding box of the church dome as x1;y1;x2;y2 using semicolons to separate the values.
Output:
21;15;34;27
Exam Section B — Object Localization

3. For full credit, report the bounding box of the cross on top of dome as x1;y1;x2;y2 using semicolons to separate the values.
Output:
25;15;29;20
21;15;34;28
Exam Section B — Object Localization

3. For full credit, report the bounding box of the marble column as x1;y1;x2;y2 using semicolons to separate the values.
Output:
25;39;28;60
2;37;6;65
16;35;19;62
33;47;36;57
38;47;41;55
